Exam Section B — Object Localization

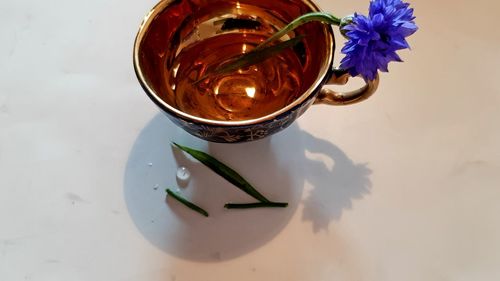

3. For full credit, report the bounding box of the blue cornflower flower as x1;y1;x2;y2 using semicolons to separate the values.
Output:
340;0;418;81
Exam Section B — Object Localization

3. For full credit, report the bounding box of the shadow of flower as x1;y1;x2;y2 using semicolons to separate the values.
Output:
300;131;372;232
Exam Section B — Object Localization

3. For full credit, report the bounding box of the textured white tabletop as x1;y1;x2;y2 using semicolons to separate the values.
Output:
1;0;499;280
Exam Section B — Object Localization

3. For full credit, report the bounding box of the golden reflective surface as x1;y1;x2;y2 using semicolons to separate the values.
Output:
134;0;333;125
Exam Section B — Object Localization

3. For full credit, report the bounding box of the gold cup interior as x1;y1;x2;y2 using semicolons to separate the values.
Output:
134;0;334;126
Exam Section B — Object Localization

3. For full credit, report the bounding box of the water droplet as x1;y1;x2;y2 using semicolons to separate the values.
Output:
176;166;191;183
153;184;160;190
148;163;153;167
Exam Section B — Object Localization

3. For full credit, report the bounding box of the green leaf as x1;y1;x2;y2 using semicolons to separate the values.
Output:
166;188;209;217
214;34;304;75
224;202;289;209
196;35;305;83
172;142;271;203
197;12;340;83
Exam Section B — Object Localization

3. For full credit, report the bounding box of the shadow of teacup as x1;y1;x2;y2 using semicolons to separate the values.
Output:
124;113;372;261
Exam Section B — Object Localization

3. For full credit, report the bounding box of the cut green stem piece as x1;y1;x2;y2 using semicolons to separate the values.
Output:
225;202;289;209
166;188;209;217
172;142;272;203
256;12;341;50
198;35;305;82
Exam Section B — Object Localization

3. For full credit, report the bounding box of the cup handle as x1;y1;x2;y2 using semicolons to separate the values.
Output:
314;68;379;105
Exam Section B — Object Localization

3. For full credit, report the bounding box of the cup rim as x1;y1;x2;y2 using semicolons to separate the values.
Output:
133;0;334;127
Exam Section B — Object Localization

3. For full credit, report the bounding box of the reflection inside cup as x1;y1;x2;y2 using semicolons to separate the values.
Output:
170;30;305;121
136;0;332;125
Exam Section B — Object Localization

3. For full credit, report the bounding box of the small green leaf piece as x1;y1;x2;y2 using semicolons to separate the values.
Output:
224;202;289;209
166;188;209;217
172;142;271;203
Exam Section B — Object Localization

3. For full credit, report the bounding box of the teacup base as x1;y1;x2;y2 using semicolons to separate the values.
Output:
164;97;315;143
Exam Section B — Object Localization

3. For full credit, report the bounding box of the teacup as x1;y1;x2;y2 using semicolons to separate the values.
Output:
133;0;379;143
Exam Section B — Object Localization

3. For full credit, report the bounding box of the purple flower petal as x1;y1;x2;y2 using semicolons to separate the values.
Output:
340;0;418;80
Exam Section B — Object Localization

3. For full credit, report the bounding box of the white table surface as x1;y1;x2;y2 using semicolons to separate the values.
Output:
1;0;500;280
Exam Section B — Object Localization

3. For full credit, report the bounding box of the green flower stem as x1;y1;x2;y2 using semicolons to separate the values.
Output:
205;12;340;79
225;202;289;209
256;12;341;50
166;189;209;217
